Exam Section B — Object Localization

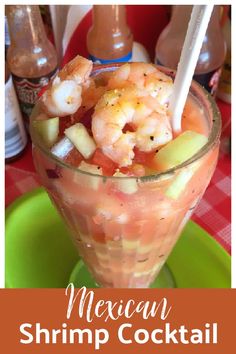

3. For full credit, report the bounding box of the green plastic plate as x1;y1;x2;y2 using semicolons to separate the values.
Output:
5;188;231;288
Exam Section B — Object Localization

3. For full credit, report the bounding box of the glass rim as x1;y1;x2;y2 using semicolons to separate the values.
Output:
30;63;221;182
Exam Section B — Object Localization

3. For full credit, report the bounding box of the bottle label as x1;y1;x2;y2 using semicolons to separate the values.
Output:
156;59;221;97
5;76;27;159
12;67;58;129
89;52;132;64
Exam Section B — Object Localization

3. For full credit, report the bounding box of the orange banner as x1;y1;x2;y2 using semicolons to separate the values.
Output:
0;288;234;353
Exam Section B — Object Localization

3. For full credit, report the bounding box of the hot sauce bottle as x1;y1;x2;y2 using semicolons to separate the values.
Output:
6;5;58;131
5;62;27;162
155;5;226;96
87;5;133;64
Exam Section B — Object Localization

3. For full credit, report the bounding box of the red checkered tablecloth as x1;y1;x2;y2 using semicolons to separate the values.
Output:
191;147;231;252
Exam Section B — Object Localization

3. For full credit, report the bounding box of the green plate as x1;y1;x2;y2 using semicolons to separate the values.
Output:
5;188;78;288
5;188;231;288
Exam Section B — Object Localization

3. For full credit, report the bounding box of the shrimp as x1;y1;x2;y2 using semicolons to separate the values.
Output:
92;87;173;167
108;62;173;105
81;77;107;111
42;55;93;117
80;70;114;111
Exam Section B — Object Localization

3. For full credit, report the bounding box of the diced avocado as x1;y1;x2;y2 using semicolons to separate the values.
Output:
154;130;208;171
33;117;59;148
65;123;96;159
113;171;138;194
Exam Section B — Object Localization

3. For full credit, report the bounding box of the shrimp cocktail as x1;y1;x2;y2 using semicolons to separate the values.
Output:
30;55;221;288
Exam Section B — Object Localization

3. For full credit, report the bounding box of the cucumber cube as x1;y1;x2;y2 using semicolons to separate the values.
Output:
113;171;138;194
154;130;208;171
33;117;59;148
165;161;200;199
65;123;96;159
165;169;193;199
77;161;102;190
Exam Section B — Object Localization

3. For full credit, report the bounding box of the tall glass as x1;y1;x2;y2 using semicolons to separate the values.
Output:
30;65;221;288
